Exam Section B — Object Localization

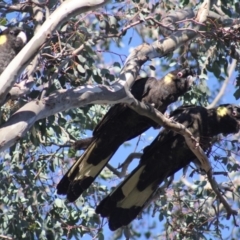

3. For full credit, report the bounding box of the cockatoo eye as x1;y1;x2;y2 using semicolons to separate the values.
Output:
177;72;183;77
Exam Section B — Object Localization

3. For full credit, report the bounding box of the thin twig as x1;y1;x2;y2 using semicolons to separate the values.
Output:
207;171;238;224
106;152;142;178
0;235;13;240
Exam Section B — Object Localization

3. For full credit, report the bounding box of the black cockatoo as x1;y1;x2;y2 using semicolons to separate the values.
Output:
96;104;240;231
0;27;27;74
57;68;195;202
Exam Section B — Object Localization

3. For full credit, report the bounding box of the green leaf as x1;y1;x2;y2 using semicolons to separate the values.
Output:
234;88;240;100
54;199;64;208
212;61;221;78
77;64;86;74
159;212;164;222
98;232;104;240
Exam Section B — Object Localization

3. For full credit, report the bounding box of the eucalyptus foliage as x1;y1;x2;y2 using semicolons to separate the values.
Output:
0;0;240;239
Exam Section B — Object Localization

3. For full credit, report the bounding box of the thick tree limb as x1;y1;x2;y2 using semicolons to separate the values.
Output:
0;84;131;151
8;78;34;100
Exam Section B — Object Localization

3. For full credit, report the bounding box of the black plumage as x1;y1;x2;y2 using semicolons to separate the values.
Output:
57;68;195;202
0;27;27;74
96;104;240;231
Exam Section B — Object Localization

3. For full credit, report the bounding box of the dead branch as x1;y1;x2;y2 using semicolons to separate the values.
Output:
207;59;236;109
106;152;142;178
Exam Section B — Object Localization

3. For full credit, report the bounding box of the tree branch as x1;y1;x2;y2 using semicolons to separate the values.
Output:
0;235;13;240
207;59;236;109
106;153;142;178
206;171;238;223
0;84;131;151
0;2;32;12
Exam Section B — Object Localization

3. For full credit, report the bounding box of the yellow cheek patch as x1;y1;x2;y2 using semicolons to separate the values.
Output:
163;73;174;85
0;35;7;45
217;106;228;117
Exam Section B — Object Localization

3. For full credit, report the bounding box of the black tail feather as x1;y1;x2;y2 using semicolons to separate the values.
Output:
67;177;94;202
56;175;70;195
108;207;141;231
95;196;117;217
